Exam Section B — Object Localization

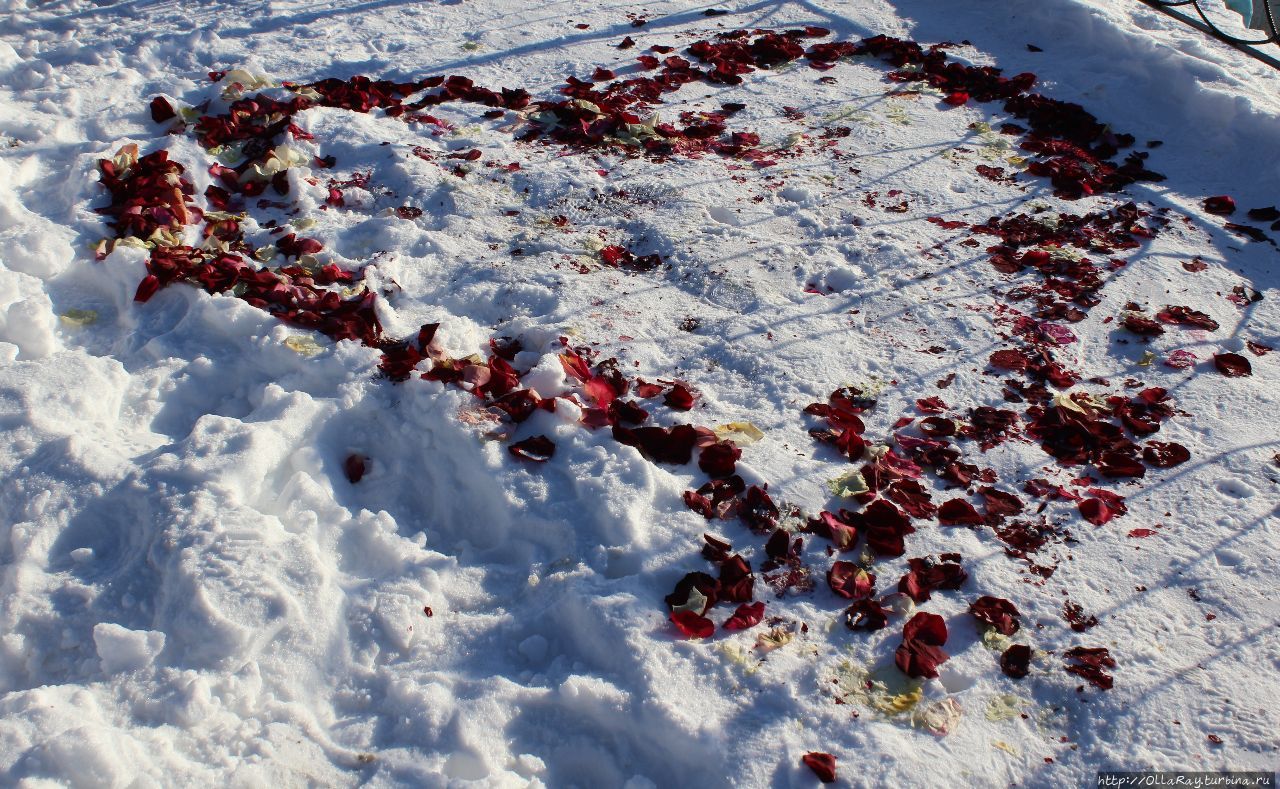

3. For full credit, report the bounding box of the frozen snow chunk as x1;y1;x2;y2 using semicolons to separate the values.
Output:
552;396;582;425
24;724;145;788
521;353;569;397
444;750;489;781
822;265;863;292
518;634;548;663
513;753;547;778
780;185;816;204
0;40;19;73
0;225;74;277
93;623;165;674
558;674;628;713
0;295;59;359
1215;547;1247;566
706;204;740;226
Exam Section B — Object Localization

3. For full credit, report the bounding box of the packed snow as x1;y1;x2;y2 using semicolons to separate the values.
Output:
0;0;1277;786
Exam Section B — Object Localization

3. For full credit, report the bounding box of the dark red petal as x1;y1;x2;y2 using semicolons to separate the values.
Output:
801;752;837;783
1078;497;1114;526
916;396;947;413
969;595;1021;635
1202;195;1236;216
827;561;875;600
1063;646;1115;689
902;610;947;645
896;612;950;678
134;274;161;302
149;96;176;123
634;380;664;398
509;435;555;462
718;554;755;603
683;490;714;519
722;601;766;631
343;453;367;483
1143;441;1190;468
811;510;859;551
844;598;889;630
1213;352;1252;377
1001;643;1032;678
898;556;967;603
670;610;715;639
665;571;719;613
886;480;937;519
979;487;1024;518
664;383;697;410
937;498;982;526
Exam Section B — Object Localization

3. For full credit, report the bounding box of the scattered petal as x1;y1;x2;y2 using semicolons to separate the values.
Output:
828;561;875;600
970;596;1021;635
1213;352;1252;377
1001;644;1032;678
509;435;556;462
801;752;837;783
723;601;766;631
895;612;949;679
343;453;367;483
670;610;715;639
1203;195;1236;216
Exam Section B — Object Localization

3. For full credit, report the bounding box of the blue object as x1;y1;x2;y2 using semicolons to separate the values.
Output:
1225;0;1265;29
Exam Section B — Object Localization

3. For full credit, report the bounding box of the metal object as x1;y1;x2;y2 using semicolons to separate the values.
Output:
1137;0;1280;69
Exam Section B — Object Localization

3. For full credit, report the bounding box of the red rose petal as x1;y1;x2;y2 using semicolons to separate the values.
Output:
827;560;875;600
979;487;1024;518
664;383;697;410
1063;646;1115;689
133;274;160;302
1213;352;1252;377
844;598;889;630
898;556;967;603
1001;643;1032;678
1203;195;1236;216
811;510;859;551
343;453;367;483
718;554;755;602
670;610;715;639
149;96;176;124
1164;350;1198;369
1078;497;1114;526
916;396;947;413
698;440;741;478
895;611;949;679
937;498;982;526
1143;441;1190;468
722;601;766;631
970;595;1021;635
509;435;556;462
801;752;837;783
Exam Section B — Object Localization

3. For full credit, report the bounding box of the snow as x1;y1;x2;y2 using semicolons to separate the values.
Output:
1;0;1278;786
93;623;165;674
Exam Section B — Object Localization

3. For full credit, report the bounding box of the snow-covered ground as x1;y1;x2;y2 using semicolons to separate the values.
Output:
0;0;1277;786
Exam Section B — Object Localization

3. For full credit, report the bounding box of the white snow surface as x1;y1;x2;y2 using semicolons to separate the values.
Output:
0;0;1277;786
